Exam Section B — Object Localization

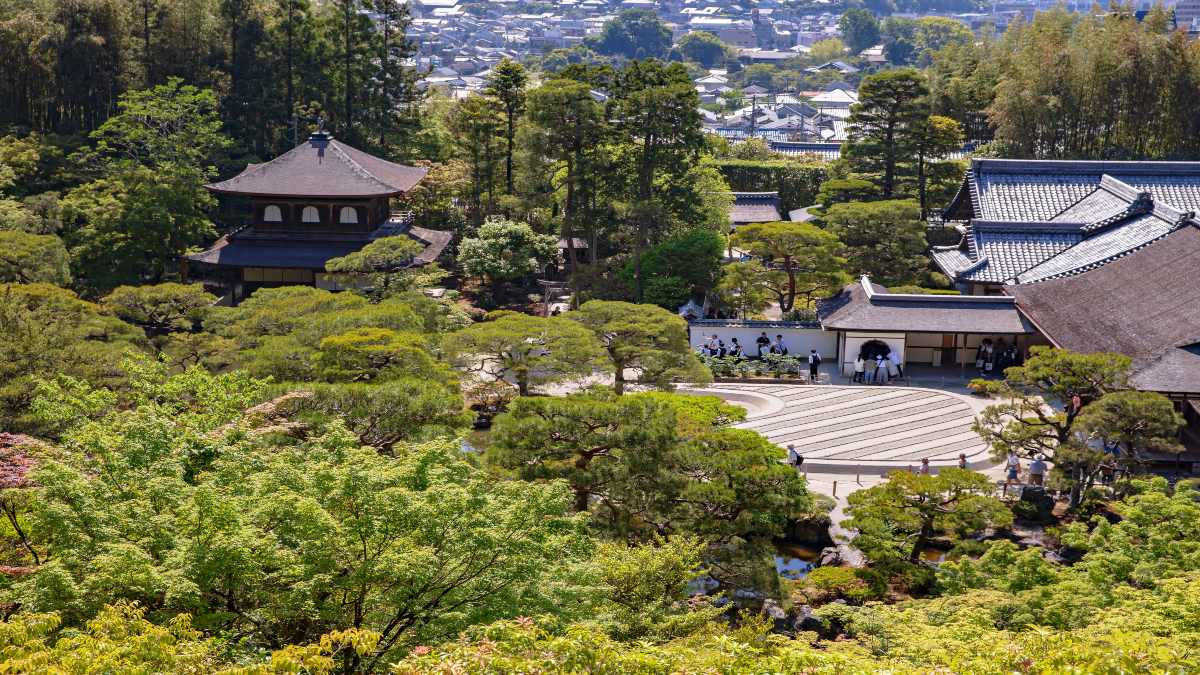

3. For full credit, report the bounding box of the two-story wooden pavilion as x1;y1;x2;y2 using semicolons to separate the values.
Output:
185;132;450;303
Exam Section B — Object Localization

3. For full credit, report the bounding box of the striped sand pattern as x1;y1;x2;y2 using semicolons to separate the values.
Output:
708;383;991;474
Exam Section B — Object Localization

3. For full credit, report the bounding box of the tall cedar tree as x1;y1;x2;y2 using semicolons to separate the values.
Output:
611;61;703;301
844;68;929;198
485;59;528;194
527;78;605;273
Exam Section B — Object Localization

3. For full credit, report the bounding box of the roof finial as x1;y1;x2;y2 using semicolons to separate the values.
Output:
309;118;331;162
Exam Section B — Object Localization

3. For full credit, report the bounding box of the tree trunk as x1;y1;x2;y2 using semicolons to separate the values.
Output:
564;154;579;275
909;517;934;563
343;3;353;136
505;110;515;194
613;356;626;394
783;256;796;312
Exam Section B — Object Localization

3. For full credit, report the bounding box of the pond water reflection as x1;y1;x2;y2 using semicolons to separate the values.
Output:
774;543;820;580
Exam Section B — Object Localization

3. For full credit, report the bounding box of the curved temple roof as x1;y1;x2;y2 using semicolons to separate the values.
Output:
206;133;427;198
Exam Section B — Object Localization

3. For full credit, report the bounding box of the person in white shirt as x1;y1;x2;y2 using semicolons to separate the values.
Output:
853;356;865;383
773;335;788;355
888;351;904;379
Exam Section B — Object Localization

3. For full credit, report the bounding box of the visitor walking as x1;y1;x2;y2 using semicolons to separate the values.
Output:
853;355;865;383
1029;455;1047;486
957;453;968;470
756;332;771;358
919;458;931;475
808;349;821;381
1005;451;1021;485
886;353;900;382
787;444;803;469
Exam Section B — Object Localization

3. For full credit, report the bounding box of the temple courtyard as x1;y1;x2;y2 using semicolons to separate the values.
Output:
689;381;998;476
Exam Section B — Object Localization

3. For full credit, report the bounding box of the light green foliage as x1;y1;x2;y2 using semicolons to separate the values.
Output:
985;7;1200;159
0;230;71;285
207;286;441;382
845;468;1012;566
622;228;725;304
442;313;607;395
716;260;776;319
456;217;558;287
101;283;215;334
731;221;848;312
715;160;828;214
0;198;43;232
10;367;589;667
315;327;447;383
816;177;881;209
824;199;927;285
394;575;1200;672
0;134;42;195
795;566;878;604
0;284;141;433
628;391;747;431
808;38;847;63
324;235;427;297
283;381;473;451
489;391;809;545
590;537;724;641
939;479;1200;633
568;300;710;394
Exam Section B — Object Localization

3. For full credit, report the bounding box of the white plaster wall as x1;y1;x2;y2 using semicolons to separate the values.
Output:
690;326;838;358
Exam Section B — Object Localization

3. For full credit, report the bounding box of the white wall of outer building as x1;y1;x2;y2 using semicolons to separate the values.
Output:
689;325;838;359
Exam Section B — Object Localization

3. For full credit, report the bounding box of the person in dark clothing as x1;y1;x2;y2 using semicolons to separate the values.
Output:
808;349;821;380
756;332;771;358
730;338;744;359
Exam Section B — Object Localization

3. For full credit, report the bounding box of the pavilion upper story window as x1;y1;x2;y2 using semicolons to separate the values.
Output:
263;205;283;222
301;206;320;223
339;206;358;224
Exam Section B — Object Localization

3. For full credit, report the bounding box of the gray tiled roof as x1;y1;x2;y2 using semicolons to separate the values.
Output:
1051;186;1131;222
207;133;427;198
964;159;1200;222
1014;212;1177;283
818;278;1034;334
975;173;1098;221
940;160;1200;285
729;192;782;224
932;221;1083;283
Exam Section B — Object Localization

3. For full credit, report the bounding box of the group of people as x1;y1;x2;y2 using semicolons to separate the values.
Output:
977;338;1022;376
698;332;824;379
699;332;789;359
851;352;904;385
1005;451;1048;486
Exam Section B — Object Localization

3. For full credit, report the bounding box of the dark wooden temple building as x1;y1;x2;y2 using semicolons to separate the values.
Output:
186;132;450;302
